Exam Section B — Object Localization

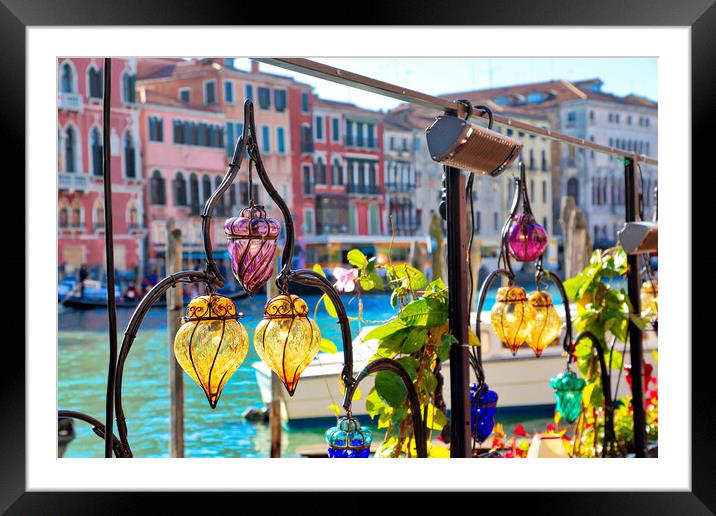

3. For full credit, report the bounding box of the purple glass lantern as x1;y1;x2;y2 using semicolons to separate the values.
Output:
224;205;280;295
507;213;548;262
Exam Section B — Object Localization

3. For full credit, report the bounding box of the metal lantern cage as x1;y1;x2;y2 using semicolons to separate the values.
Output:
58;57;657;459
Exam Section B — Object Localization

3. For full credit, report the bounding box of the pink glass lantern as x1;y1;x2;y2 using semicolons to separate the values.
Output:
507;213;548;262
225;205;280;295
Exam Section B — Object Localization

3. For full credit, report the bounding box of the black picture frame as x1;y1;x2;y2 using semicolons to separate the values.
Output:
5;0;708;512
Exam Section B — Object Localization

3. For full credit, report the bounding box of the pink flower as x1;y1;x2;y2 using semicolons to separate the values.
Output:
332;267;359;293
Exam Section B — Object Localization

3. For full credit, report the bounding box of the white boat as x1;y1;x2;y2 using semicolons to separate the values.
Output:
252;309;658;422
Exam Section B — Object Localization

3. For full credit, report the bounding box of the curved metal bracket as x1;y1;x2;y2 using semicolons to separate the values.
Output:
59;410;126;458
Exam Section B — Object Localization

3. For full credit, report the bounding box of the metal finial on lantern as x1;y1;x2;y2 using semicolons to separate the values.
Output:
325;416;373;458
225;203;280;296
550;370;586;424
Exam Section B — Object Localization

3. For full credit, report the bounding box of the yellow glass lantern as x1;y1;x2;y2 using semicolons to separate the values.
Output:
525;291;562;357
254;294;321;396
174;294;248;409
491;286;535;355
640;280;658;321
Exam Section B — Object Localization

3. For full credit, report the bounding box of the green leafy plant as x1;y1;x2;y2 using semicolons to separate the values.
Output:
562;247;650;457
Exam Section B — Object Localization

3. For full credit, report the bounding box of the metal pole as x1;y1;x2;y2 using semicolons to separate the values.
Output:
267;248;282;458
624;157;647;457
445;166;471;457
166;218;184;458
102;57;120;459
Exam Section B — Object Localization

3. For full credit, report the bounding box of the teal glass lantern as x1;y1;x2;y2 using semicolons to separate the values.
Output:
325;416;372;458
550;370;586;424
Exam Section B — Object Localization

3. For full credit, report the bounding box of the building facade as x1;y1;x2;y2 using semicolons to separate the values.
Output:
383;121;420;236
58;57;145;281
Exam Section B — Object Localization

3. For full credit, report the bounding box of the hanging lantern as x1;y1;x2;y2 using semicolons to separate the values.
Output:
525;291;562;357
254;294;321;395
640;280;658;321
325;416;373;458
173;294;248;408
491;286;535;355
469;383;498;443
625;363;654;395
507;213;548;262
550;370;586;424
224;204;281;296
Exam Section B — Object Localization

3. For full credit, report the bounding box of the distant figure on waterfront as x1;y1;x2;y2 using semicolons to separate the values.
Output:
76;264;89;298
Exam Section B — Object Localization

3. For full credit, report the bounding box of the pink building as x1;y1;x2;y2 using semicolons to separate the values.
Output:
57;58;145;280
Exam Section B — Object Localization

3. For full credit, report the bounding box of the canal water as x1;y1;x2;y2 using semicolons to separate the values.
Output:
59;291;555;458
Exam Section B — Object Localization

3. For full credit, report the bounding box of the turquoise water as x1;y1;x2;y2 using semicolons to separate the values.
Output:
58;291;555;458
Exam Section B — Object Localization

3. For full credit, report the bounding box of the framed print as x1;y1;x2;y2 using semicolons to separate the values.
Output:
4;0;710;512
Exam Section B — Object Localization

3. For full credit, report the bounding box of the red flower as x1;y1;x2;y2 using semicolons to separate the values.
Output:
513;424;528;437
546;423;556;432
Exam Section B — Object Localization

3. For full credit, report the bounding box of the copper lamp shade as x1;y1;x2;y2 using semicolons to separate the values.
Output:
426;115;522;177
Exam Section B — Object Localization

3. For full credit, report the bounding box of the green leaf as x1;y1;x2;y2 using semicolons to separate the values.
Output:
574;338;593;358
399;298;448;327
438;334;457;362
365;388;385;418
347;249;368;269
629;313;648;331
368;272;384;290
563;274;586;300
401;328;428;354
424;403;448;431
375;370;407;407
358;275;375;291
327;404;341;417
366;257;376;274
319;338;338;354
423;371;438;394
312;263;326;277
363;319;407;341
375;331;407;358
426;277;447;294
390;405;407;425
396;356;419;381
387;264;428;290
322;294;338;318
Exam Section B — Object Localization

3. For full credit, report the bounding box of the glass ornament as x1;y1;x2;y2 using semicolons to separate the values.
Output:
550;370;586;424
640;280;658;321
625;363;654;395
491;286;535;355
507;213;548;262
173;294;248;408
325;416;373;458
525;291;562;357
470;383;498;443
254;294;321;396
224;204;281;295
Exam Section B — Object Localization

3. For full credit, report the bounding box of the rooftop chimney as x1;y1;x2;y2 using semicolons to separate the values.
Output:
251;60;260;74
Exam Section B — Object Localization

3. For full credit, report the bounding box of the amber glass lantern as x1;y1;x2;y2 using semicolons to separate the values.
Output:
640;280;658;322
491;286;535;355
254;294;321;396
173;294;248;408
525;291;561;357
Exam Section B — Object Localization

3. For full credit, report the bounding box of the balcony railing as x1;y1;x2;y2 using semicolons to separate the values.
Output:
385;182;416;192
58;172;88;192
347;184;381;196
58;92;83;112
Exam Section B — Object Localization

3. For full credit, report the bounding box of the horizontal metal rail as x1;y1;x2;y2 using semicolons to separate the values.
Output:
256;58;658;167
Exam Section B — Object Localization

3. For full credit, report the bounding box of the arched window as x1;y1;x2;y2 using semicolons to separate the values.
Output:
124;131;136;178
94;200;105;229
59;198;69;228
90;127;103;176
64;125;77;172
60;62;75;93
150;170;166;205
314;157;326;185
71;198;82;228
331;158;343;186
122;72;136;103
87;65;103;99
127;201;138;229
173;172;187;206
202;174;212;205
214;176;224;215
567;177;579;206
189;174;200;213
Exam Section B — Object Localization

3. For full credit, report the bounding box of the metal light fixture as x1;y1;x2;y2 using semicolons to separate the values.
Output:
426;115;522;177
525;291;561;357
618;221;658;254
225;203;280;295
325;416;373;458
173;294;249;408
253;294;321;396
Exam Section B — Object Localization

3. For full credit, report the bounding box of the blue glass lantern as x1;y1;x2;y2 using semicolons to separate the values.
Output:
470;383;498;443
325;416;372;458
